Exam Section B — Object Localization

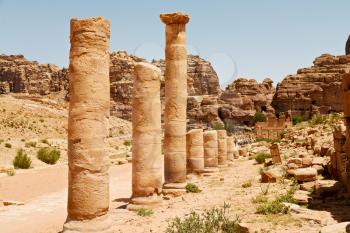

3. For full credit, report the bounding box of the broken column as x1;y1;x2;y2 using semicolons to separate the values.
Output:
160;12;189;195
217;130;228;166
333;122;347;182
186;129;204;173
226;136;235;162
128;62;162;210
342;72;350;189
270;143;282;164
64;17;112;233
203;130;219;172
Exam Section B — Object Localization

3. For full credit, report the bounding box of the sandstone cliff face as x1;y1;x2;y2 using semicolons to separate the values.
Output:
219;78;275;124
0;55;67;95
272;54;350;117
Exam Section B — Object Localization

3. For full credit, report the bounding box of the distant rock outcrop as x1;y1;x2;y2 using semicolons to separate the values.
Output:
219;78;275;124
346;35;350;55
0;54;67;95
272;54;349;117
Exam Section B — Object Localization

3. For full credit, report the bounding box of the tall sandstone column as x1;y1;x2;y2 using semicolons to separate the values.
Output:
161;12;189;195
217;130;228;166
64;17;112;233
186;129;204;173
129;62;162;210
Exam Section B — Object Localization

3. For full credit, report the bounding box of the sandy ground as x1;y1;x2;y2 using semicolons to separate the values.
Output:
0;158;343;233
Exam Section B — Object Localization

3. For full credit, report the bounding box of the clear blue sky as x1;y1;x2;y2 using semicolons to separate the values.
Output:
0;0;349;87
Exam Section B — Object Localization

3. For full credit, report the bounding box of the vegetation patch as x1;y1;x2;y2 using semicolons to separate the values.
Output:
136;208;153;217
254;152;271;164
186;183;201;193
292;115;308;125
256;187;296;215
253;111;266;123
165;203;240;233
241;180;252;188
4;142;12;148
212;121;225;130
13;149;32;169
37;147;60;165
123;140;132;147
25;141;37;148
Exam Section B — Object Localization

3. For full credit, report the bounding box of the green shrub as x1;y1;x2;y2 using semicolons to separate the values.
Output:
6;169;15;176
165;203;240;233
136;208;153;217
254;152;271;164
241;180;252;188
4;143;12;148
310;115;326;126
253;111;266;123
13;149;32;169
292;115;308;125
37;147;60;165
25;141;37;148
252;194;268;204
186;183;201;193
256;187;296;215
123;140;132;147
212;121;225;130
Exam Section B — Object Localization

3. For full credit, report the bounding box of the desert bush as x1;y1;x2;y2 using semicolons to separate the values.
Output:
37;147;60;165
212;121;225;130
25;141;37;148
6;169;15;176
241;180;252;188
253;111;266;124
310;115;326;126
256;187;296;215
186;183;201;193
136;208;153;217
254;152;271;164
4;142;12;148
13;149;32;169
165;203;240;233
123;140;132;147
252;194;268;204
292;115;308;125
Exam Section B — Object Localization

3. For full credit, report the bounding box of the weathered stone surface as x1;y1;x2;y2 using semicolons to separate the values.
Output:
203;130;218;168
129;62;162;209
217;130;227;165
294;167;317;182
320;222;350;233
270;143;281;164
64;16;112;232
273;54;350;117
0;54;68;95
161;12;189;193
186;129;204;173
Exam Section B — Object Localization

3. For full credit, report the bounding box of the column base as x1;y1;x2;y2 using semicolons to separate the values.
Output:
62;214;113;233
162;182;187;197
127;195;163;211
218;164;228;168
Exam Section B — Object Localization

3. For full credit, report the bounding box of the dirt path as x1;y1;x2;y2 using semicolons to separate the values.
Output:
0;158;337;233
0;164;131;233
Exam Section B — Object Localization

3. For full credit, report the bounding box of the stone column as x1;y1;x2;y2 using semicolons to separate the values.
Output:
128;62;162;210
203;130;218;172
186;129;204;173
160;12;189;195
63;17;112;233
226;136;235;162
270;143;282;164
217;130;228;166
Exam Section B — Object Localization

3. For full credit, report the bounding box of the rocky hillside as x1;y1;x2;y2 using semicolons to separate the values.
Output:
0;55;68;95
272;54;350;117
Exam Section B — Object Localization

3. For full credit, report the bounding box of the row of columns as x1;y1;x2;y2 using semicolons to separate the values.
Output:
64;13;238;232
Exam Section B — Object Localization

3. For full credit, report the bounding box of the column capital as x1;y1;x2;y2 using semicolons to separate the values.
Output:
160;12;189;25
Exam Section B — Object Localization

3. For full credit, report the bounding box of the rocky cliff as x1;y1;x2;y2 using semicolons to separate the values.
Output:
0;55;68;95
272;54;350;117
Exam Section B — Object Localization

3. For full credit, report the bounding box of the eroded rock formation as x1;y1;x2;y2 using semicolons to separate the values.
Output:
0;55;67;95
273;54;350;117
